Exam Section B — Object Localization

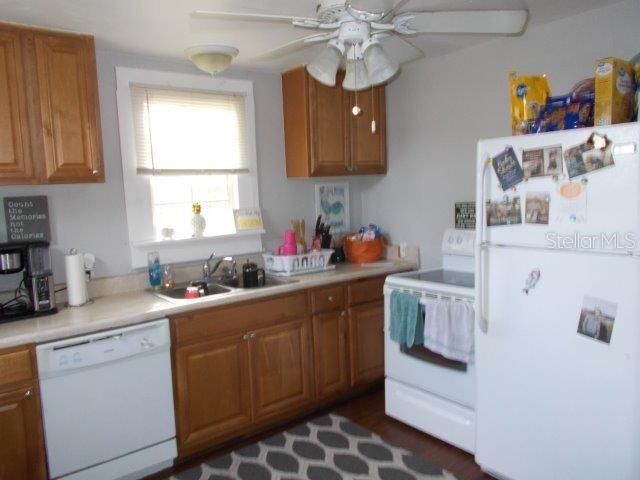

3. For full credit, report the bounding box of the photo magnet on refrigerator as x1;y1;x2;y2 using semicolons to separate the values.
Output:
522;145;563;179
565;133;614;179
525;192;550;225
492;147;524;190
486;196;523;226
577;295;617;344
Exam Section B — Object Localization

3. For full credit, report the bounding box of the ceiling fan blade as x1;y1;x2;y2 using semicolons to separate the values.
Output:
252;34;331;61
191;10;307;24
381;0;410;21
394;36;424;65
349;0;395;15
395;10;529;35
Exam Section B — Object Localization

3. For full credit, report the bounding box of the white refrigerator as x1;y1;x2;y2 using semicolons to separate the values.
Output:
474;122;640;480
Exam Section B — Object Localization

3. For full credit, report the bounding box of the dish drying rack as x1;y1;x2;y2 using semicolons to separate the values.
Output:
263;249;335;276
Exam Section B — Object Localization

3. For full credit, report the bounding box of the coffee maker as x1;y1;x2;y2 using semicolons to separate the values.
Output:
0;241;57;322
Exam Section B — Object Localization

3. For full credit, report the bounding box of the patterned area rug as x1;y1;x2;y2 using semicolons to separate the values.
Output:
168;413;458;480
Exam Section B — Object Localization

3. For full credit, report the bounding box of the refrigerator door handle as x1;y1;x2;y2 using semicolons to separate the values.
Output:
475;151;491;334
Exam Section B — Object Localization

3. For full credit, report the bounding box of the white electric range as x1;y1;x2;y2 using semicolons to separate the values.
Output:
384;228;476;453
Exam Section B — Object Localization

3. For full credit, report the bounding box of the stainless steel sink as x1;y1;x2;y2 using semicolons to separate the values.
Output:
153;275;299;302
237;275;299;289
154;283;233;301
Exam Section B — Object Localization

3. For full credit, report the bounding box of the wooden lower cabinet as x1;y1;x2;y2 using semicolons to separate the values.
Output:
171;279;389;459
313;310;350;398
0;345;47;480
173;333;253;455
348;300;385;387
251;318;313;420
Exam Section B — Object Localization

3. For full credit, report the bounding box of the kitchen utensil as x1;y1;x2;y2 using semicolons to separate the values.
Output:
242;261;266;288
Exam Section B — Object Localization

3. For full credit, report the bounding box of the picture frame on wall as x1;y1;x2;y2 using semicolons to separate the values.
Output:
315;183;350;233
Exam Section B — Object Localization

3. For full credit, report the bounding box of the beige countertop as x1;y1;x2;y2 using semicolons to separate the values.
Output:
0;261;414;350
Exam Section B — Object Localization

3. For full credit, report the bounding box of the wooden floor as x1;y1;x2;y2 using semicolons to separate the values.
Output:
150;388;493;480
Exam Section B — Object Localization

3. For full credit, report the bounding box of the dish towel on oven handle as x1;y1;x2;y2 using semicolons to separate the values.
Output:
390;290;424;348
422;297;475;363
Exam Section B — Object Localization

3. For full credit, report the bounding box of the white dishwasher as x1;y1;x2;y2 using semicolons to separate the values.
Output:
36;319;177;480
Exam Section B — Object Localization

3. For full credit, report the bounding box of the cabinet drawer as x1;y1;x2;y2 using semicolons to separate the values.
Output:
0;346;35;390
348;276;386;306
311;284;345;314
172;292;309;346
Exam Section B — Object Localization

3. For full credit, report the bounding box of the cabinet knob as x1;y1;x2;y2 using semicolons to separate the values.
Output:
328;296;335;303
340;311;346;318
92;169;100;176
24;389;32;398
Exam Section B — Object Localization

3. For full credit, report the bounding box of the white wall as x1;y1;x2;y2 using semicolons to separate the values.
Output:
361;0;640;269
0;50;371;286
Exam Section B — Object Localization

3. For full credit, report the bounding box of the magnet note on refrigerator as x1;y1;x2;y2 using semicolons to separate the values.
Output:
577;295;617;344
552;182;587;224
492;147;524;190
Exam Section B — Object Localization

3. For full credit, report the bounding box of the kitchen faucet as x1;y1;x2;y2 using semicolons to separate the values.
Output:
202;252;237;286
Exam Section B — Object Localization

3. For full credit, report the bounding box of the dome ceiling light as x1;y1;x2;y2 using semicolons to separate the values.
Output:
185;45;239;75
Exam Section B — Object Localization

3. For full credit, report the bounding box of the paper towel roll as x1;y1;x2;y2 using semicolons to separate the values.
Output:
65;252;88;307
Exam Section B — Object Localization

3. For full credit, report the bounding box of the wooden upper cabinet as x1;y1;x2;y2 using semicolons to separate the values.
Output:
348;87;387;174
29;31;103;183
0;29;34;184
282;66;386;177
251;318;313;420
0;22;103;185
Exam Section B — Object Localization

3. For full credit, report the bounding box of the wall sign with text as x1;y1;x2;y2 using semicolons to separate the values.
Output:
3;196;51;242
455;202;476;230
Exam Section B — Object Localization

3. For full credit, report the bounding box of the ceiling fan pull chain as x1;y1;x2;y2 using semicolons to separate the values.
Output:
352;59;362;116
371;86;377;133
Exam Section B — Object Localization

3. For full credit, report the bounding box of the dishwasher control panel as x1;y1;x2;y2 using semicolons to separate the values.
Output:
36;319;170;377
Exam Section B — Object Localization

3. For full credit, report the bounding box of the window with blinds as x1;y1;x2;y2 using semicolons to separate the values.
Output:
130;85;250;175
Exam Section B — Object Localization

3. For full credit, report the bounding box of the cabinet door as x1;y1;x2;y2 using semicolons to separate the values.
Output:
251;318;313;420
174;334;253;455
0;29;34;184
309;73;349;176
0;385;47;480
348;300;385;387
31;32;103;183
313;311;350;398
348;86;387;174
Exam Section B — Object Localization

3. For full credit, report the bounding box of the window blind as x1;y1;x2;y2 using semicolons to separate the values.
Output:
131;84;250;175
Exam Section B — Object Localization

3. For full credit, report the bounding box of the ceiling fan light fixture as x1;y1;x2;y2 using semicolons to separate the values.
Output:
307;40;345;87
185;45;239;75
363;39;399;86
343;58;371;92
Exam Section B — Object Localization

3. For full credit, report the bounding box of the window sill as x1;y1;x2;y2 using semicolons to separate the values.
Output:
132;229;266;249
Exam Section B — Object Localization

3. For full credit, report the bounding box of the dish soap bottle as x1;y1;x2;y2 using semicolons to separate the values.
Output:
147;251;162;291
191;202;206;238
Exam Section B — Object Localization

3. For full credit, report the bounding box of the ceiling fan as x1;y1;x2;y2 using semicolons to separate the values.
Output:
191;0;528;91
